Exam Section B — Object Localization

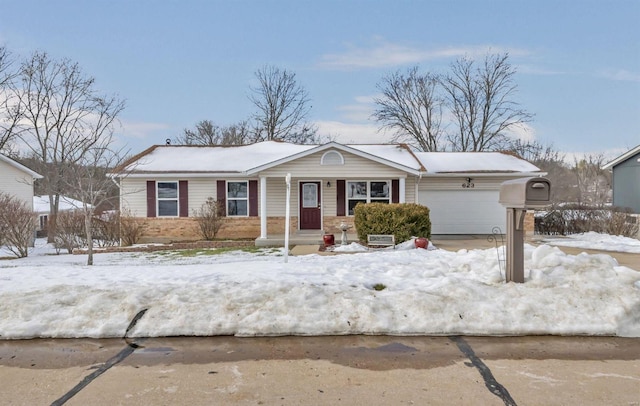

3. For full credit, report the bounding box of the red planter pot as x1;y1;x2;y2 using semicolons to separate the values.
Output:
323;234;335;246
414;237;429;249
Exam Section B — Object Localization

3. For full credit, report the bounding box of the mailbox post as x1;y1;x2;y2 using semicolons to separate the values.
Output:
499;177;551;283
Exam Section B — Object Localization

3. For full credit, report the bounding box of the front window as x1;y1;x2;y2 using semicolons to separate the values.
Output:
347;181;390;215
157;182;178;216
227;181;248;216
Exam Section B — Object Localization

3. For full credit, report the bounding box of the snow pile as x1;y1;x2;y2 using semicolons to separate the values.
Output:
0;239;638;339
543;232;640;254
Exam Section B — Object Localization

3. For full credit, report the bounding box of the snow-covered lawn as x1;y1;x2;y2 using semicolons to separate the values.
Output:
0;235;639;340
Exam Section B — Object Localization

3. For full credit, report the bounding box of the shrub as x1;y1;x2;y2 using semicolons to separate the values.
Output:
0;192;37;258
93;211;120;247
535;204;639;238
354;203;431;244
193;197;225;241
54;210;86;254
120;209;144;246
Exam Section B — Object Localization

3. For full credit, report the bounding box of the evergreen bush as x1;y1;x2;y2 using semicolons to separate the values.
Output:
353;203;431;244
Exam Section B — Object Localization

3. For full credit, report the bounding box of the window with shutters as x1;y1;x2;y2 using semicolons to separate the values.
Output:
157;181;179;216
227;181;248;216
346;180;390;215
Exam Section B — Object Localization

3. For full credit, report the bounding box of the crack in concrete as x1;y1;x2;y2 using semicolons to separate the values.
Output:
50;308;148;406
450;336;517;406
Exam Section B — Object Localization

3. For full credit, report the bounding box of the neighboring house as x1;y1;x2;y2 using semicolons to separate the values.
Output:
602;144;640;213
0;153;42;209
111;141;543;244
33;195;86;235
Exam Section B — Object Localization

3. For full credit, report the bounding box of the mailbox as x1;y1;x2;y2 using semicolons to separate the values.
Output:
499;177;552;283
499;177;551;209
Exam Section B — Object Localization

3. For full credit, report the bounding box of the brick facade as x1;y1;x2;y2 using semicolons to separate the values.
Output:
131;213;534;244
131;215;361;244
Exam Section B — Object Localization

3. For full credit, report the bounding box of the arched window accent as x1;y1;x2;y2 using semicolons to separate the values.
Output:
321;150;344;165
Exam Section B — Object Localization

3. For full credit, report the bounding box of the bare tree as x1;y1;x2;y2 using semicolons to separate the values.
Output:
443;53;532;151
177;119;250;145
65;143;128;265
249;65;317;144
507;140;578;203
14;51;125;242
0;46;22;152
573;154;610;206
373;66;445;151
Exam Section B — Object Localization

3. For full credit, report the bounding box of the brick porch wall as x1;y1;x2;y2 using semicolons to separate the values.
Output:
130;213;530;244
134;217;263;243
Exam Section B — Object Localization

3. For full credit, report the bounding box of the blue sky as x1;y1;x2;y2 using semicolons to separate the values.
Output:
1;0;639;158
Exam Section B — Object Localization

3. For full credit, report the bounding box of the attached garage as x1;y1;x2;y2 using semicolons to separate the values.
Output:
418;188;505;234
413;151;544;235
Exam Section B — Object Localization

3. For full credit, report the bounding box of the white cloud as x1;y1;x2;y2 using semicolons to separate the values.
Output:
601;69;640;83
317;38;531;70
315;120;393;144
517;64;565;76
119;120;171;139
504;122;537;142
335;94;379;122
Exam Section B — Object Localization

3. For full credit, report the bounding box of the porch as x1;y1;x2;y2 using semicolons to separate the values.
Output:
254;230;360;247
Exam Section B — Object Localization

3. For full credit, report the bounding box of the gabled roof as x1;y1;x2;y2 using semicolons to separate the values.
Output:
245;142;423;175
602;145;640;170
113;141;541;178
114;141;423;177
414;151;541;174
0;154;43;179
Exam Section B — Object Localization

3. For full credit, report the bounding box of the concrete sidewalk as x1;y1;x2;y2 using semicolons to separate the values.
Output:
1;336;639;405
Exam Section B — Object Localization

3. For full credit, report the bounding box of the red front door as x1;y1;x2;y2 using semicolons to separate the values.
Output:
299;182;321;230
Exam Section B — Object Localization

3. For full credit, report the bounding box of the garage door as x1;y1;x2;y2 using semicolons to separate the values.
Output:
418;190;505;234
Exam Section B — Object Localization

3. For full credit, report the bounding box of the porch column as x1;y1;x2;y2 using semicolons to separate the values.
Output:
260;176;267;238
399;177;406;203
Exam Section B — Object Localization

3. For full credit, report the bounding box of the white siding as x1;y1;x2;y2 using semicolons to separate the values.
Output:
0;160;35;208
260;149;410;178
265;177;291;217
120;177;261;217
187;179;217;214
261;149;417;217
120;178;148;216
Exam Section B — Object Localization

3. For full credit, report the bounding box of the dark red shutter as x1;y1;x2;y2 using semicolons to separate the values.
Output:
146;181;156;217
336;179;346;216
179;180;188;217
392;179;400;203
249;180;258;217
216;180;226;216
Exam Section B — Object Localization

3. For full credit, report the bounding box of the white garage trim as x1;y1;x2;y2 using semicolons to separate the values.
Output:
419;189;506;235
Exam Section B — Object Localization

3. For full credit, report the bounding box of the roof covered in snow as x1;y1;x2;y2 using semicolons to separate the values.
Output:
115;141;540;176
117;141;423;175
34;195;87;213
414;152;541;174
119;141;314;174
